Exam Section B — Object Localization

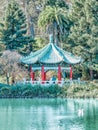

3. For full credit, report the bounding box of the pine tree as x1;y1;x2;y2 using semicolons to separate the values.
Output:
85;0;98;64
68;0;98;79
0;1;33;50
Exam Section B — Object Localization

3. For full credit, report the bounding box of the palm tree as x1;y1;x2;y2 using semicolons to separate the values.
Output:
38;6;70;47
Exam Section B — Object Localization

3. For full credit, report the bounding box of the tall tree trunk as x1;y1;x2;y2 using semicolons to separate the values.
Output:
22;0;30;35
90;69;93;80
6;72;9;85
29;16;35;38
22;0;34;53
89;55;94;80
11;72;15;85
52;24;55;43
54;22;59;46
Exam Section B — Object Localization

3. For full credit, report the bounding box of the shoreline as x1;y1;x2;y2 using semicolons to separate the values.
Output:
0;81;98;98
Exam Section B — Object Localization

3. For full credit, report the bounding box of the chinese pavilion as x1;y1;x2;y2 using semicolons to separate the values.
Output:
20;35;81;84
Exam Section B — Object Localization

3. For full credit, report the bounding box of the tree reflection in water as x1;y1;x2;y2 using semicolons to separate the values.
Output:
0;98;98;130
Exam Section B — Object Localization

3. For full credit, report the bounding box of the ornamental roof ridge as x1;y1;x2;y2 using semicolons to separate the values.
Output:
51;43;63;61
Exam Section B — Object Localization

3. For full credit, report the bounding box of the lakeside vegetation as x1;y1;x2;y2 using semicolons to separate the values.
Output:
0;81;98;98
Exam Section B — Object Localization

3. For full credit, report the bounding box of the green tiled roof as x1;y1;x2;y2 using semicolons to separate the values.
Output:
20;42;81;65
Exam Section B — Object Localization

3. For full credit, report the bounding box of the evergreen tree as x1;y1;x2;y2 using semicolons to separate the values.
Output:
68;0;98;79
0;1;33;50
85;0;98;59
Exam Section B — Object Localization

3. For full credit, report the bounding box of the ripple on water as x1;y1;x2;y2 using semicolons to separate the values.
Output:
0;98;98;130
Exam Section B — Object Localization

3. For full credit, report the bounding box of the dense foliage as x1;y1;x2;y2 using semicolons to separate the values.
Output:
0;84;63;98
0;1;33;50
43;0;68;7
68;0;98;79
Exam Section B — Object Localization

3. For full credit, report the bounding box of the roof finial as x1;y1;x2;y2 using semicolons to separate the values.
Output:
49;34;53;43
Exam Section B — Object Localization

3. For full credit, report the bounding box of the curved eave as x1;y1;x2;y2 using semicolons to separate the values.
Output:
20;58;38;64
20;42;82;65
53;44;81;64
20;44;50;64
40;60;62;64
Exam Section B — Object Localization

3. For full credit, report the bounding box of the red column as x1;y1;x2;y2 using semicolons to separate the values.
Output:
30;66;35;81
44;72;46;81
41;65;45;83
70;65;72;80
32;72;35;81
58;65;62;82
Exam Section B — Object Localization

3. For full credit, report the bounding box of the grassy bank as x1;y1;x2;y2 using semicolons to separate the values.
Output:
0;82;98;98
66;81;98;98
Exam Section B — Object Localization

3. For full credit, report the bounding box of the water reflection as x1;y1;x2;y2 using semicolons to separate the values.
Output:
0;98;98;130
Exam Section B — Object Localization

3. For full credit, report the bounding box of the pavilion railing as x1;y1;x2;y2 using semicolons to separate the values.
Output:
19;79;85;86
22;80;65;86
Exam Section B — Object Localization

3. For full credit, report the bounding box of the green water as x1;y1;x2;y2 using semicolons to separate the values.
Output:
0;98;98;130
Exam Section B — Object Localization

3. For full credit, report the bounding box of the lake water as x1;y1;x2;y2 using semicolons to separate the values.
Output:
0;98;98;130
